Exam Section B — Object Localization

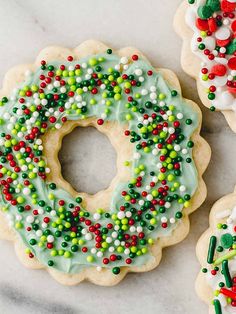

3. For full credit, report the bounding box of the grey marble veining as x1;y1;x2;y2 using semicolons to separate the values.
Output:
1;0;236;313
0;283;77;314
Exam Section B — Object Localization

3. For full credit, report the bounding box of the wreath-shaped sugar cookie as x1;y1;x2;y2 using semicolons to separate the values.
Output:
0;40;210;286
175;0;236;132
196;188;236;314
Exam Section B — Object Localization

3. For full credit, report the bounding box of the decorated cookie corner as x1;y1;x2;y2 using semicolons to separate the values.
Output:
176;0;236;132
196;191;236;314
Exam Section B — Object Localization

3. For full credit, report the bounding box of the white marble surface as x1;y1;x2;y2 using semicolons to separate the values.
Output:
0;0;236;313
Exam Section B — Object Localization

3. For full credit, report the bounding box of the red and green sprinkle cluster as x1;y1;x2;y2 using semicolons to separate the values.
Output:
203;215;236;314
0;49;198;275
188;0;236;112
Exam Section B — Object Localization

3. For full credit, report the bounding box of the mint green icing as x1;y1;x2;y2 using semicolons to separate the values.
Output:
0;52;199;274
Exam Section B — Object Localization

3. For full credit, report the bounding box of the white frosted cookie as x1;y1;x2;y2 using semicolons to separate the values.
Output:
175;0;236;132
196;187;236;314
0;40;210;285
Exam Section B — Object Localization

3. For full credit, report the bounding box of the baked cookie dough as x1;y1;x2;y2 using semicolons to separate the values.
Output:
0;40;210;285
196;188;236;314
175;0;236;132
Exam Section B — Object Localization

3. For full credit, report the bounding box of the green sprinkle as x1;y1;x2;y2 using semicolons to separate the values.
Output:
221;233;233;249
226;38;236;55
112;267;121;275
213;299;222;314
171;90;178;97
206;0;220;12
222;260;232;288
29;239;37;246
48;260;54;266
197;5;213;19
214;250;236;266
76;197;82;203
207;236;217;264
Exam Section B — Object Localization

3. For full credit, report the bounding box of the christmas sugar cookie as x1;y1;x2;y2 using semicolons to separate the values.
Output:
175;0;236;132
0;40;210;286
196;188;236;314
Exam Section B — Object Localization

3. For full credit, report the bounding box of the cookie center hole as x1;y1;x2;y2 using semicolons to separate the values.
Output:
59;126;117;195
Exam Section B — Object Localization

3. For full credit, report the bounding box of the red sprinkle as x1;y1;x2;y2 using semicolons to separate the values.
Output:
97;119;104;125
216;38;231;47
132;54;138;61
67;56;73;62
228;57;236;70
211;64;227;76
208;18;217;32
196;18;209;31
221;0;236;13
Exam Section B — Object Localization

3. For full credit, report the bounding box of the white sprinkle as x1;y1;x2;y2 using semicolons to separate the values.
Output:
114;240;120;246
135;69;142;76
23;187;30;195
25;70;32;77
179;185;186;192
36;230;43;237
141;89;148;96
85;233;92;241
161;217;167;223
174;145;181;152
165;202;171;209
129;226;136;233
146;194;153;201
82;228;87;235
93;213;101;220
137;226;143;232
117;211;125;219
126;211;132;218
153;176;158;183
111;232;118;238
26;215;34;223
150;92;157;100
177;113;183;119
120;57;128;64
106;237;112;243
133;152;141;160
168;127;175;134
124;248;130;255
47;235;54;243
152;148;158;155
